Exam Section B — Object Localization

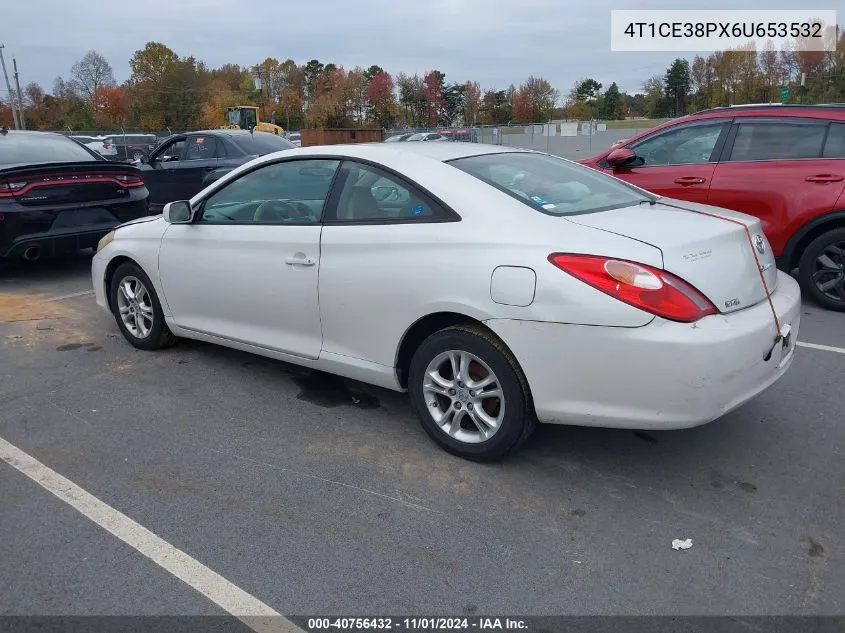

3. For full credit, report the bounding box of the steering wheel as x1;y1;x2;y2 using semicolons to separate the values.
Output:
253;200;303;222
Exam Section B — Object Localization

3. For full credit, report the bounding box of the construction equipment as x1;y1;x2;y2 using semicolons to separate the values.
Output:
221;106;285;136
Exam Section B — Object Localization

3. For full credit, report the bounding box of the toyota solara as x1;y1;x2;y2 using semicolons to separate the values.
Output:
92;142;801;461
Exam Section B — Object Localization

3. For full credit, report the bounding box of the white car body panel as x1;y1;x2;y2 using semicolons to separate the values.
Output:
93;142;802;430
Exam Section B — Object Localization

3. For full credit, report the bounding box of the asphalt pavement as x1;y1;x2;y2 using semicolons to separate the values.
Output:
1;254;843;621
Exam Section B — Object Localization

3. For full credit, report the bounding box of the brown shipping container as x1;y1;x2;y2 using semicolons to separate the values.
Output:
299;128;384;147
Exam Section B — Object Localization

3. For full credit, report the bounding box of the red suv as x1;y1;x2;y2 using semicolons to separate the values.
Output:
581;104;845;311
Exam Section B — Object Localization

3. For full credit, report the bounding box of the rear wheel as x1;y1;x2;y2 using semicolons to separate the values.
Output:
408;325;536;461
798;228;845;312
109;262;176;350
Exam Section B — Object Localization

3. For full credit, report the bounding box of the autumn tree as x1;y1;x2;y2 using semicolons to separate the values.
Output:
367;71;397;128
423;70;446;126
70;50;116;103
463;81;481;125
91;85;129;127
512;76;557;122
397;73;426;126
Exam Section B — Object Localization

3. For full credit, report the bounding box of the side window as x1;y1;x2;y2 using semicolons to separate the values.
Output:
159;139;185;161
332;162;449;222
198;159;340;225
185;135;219;161
823;123;845;159
728;122;826;161
630;123;726;166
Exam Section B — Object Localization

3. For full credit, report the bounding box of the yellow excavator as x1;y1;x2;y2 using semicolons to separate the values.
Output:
221;106;285;135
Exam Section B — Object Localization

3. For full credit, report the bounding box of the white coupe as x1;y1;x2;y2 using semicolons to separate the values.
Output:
92;142;801;461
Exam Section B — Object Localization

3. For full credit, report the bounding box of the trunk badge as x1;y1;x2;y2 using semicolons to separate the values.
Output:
753;234;766;254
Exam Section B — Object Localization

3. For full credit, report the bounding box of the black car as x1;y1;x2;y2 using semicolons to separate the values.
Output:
0;129;151;261
138;129;296;212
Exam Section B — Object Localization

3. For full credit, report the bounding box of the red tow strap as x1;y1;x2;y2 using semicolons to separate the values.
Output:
674;207;782;337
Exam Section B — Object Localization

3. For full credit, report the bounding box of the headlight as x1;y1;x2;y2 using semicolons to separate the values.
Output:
97;231;116;253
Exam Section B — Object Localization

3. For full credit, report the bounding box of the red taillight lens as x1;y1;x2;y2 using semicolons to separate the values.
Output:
114;173;144;187
102;143;110;149
549;253;718;323
0;181;26;197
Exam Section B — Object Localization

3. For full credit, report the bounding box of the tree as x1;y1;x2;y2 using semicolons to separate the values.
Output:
396;73;425;126
443;82;466;126
91;85;129;127
303;59;324;106
364;65;385;82
422;70;446;126
70;50;116;103
463;81;481;125
664;58;691;115
597;82;622;119
643;75;668;118
479;89;511;124
511;76;558;123
367;71;397;128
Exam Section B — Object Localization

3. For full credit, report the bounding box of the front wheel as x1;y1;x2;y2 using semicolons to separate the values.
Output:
408;325;536;461
109;262;176;350
798;228;845;312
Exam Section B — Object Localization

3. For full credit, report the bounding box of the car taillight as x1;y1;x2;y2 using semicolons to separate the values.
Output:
0;181;26;197
102;143;110;149
548;253;718;323
114;173;144;187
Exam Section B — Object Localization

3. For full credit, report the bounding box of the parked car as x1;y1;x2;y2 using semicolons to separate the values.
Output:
137;129;296;213
286;132;301;147
92;142;800;461
68;135;98;146
581;104;845;311
385;133;414;142
0;129;151;261
104;134;158;162
84;135;118;159
406;132;447;142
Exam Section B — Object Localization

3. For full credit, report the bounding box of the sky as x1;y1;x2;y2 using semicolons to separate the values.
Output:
1;0;841;100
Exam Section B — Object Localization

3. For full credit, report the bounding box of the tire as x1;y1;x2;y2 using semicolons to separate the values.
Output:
408;324;537;462
109;262;177;350
798;228;845;312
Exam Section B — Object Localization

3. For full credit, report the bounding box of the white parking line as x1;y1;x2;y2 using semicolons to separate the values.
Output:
797;341;845;355
41;289;95;302
0;436;302;633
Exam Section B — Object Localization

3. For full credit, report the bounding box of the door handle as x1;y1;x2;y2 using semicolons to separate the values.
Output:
285;255;316;266
673;176;706;185
805;174;844;183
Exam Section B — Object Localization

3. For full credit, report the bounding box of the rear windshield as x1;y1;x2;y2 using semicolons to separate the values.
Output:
231;132;296;155
0;133;100;166
449;151;656;215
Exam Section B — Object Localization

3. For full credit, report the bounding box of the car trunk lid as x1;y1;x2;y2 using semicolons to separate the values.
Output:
0;161;144;207
564;199;778;314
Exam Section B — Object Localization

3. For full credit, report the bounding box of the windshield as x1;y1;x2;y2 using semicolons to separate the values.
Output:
231;132;296;155
407;133;426;141
449;151;656;216
0;132;101;165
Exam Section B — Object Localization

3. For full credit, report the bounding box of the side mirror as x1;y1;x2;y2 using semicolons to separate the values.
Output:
163;201;192;224
606;147;637;168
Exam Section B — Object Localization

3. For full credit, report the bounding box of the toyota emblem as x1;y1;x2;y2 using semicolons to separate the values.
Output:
753;234;766;255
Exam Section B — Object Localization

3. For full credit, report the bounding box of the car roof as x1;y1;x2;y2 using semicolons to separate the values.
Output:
294;141;528;162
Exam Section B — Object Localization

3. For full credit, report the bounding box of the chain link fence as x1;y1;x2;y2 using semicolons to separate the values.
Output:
385;120;666;159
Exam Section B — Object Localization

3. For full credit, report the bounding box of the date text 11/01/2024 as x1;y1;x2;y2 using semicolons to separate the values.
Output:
305;618;528;631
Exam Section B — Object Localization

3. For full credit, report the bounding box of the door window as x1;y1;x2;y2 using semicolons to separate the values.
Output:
198;159;340;224
185;135;220;161
727;122;827;161
823;123;845;159
158;139;185;162
332;162;447;222
629;122;726;166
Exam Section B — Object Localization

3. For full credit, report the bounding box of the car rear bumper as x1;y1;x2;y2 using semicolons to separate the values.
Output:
485;271;802;430
0;201;151;259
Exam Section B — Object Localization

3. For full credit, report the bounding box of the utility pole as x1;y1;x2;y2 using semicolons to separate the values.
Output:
0;44;21;129
12;57;25;129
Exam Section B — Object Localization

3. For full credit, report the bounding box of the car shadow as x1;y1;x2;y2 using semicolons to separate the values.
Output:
0;251;94;286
